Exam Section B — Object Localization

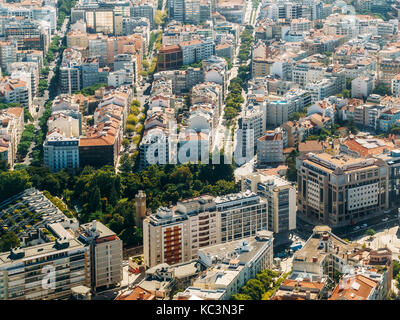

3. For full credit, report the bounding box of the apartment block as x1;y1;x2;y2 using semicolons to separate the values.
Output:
242;172;296;234
0;239;91;300
143;191;268;267
297;152;389;226
257;129;285;166
77;221;123;292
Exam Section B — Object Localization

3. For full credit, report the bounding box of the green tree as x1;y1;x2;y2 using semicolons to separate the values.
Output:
241;279;265;300
365;228;376;237
0;232;20;252
88;186;102;212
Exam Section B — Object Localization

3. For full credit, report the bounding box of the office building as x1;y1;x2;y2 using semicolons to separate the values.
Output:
297;152;389;226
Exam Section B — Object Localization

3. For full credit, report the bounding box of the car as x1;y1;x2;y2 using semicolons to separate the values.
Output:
361;223;368;228
382;217;389;222
353;226;360;231
383;209;391;214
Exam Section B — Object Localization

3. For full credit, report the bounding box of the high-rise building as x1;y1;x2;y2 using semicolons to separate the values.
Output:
0;239;91;300
242;172;297;234
143;191;268;267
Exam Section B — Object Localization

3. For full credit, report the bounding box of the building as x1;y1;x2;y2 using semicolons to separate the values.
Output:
242;172;296;234
193;232;274;299
59;48;82;95
77;221;123;292
0;238;91;300
180;39;215;66
0;78;32;113
156;45;183;72
238;105;263;159
351;76;375;100
143;191;268;267
43;129;80;172
257;129;285;166
297;152;389;226
339;136;395;158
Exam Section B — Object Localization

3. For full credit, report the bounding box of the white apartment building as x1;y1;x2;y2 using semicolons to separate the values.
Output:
77;221;123;292
243;173;296;234
43;129;80;172
391;74;400;97
292;63;325;88
238;105;263;159
193;232;274;299
143;191;268;267
0;78;32;113
0;239;91;300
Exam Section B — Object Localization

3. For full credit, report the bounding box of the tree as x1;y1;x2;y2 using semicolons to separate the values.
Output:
232;293;252;300
365;228;376;237
108;213;125;234
122;138;130;150
373;84;391;96
88;186;102;212
241;279;265;300
119;154;132;174
393;259;400;278
0;170;31;202
0;232;20;252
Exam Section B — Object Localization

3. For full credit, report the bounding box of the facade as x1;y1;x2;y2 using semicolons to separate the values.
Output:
242;173;296;234
143;191;268;267
0;239;91;300
43;130;80;172
257;129;285;166
238;105;263;159
77;221;123;292
194;232;274;299
297;152;389;226
351;76;374;100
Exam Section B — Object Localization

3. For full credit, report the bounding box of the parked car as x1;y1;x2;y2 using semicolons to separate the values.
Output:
383;209;391;214
353;226;360;231
361;223;368;228
382;217;389;222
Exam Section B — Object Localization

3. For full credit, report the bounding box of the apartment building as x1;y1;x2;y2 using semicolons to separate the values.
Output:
43;129;80;173
185;0;201;25
293;226;392;299
292;63;325;88
257;129;285;167
10;62;39;98
216;0;246;24
351;76;375;100
242;172;296;234
265;90;312;127
0;41;17;73
391;74;400;97
139;127;169;169
180;39;215;66
0;107;24;168
0;239;91;300
297;152;389;226
143;191;268;267
156;45;183;72
59;48;82;95
0;78;32;113
238;105;263;159
77;221;123;292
